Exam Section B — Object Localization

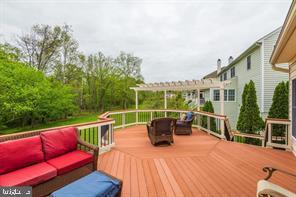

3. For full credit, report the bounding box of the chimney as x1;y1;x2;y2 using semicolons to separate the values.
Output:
228;56;233;64
217;59;221;74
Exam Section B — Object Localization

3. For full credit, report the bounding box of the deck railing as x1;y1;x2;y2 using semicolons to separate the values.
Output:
105;109;229;140
77;118;115;154
230;118;291;149
104;109;291;150
264;118;290;149
0;114;115;155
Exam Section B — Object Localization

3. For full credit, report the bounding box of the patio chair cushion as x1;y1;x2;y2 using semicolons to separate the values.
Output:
46;150;93;175
51;171;121;197
185;112;194;121
0;162;57;186
0;136;44;175
41;127;78;160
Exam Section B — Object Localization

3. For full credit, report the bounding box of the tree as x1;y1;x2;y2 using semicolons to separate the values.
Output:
237;83;249;131
17;24;64;72
54;25;80;84
237;81;264;134
201;101;216;131
268;81;289;137
0;45;77;128
268;81;289;119
114;52;143;109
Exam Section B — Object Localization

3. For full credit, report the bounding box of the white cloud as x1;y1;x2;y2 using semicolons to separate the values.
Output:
0;0;291;82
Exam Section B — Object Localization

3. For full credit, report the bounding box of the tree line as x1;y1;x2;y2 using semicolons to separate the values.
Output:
0;24;144;128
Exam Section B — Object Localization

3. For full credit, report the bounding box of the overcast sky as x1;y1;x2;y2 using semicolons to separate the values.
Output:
0;0;292;82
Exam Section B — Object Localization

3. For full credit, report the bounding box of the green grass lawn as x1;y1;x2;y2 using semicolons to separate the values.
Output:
0;113;99;135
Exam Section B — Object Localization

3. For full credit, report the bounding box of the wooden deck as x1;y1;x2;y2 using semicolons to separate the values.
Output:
98;125;296;197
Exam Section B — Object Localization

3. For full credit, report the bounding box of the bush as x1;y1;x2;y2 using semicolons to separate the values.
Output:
268;81;289;138
0;51;77;128
236;80;264;144
201;101;217;132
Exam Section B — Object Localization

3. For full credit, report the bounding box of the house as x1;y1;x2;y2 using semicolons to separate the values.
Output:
202;27;288;128
270;0;296;155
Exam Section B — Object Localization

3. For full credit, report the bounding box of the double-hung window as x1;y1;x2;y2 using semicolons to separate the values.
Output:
213;90;220;101
228;89;235;101
224;90;228;101
230;67;235;78
213;89;235;102
247;56;251;70
223;72;227;80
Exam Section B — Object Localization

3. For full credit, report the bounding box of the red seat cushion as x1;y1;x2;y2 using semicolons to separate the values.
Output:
46;150;93;175
0;136;44;175
41;127;78;160
0;162;57;186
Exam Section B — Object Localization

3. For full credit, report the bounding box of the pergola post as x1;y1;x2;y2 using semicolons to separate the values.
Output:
220;87;225;139
135;90;138;123
164;90;167;117
197;89;200;111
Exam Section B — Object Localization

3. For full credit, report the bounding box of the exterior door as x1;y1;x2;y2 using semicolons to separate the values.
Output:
292;79;296;139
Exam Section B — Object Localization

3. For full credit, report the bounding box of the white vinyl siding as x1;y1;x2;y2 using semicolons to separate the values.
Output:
263;30;289;116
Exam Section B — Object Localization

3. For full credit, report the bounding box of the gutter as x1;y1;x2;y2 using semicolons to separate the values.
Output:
271;64;289;73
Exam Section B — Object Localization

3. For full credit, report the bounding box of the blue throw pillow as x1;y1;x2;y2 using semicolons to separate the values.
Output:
185;112;194;121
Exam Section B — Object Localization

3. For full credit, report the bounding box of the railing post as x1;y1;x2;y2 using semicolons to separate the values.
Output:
268;123;272;145
197;114;200;127
220;119;225;139
207;116;210;131
286;124;289;147
122;113;126;128
136;110;139;124
98;125;101;148
108;124;112;145
150;111;153;121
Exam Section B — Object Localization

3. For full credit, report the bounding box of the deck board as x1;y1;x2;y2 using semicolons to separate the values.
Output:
98;125;296;196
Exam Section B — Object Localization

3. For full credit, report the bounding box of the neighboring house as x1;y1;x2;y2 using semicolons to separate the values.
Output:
202;27;288;128
270;0;296;155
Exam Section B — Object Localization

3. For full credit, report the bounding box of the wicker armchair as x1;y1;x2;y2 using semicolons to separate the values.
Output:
146;118;176;145
175;113;195;135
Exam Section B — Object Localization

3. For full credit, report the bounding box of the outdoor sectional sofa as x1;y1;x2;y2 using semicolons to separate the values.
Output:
0;127;99;197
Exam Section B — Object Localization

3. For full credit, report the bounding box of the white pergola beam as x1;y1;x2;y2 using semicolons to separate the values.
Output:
130;78;231;92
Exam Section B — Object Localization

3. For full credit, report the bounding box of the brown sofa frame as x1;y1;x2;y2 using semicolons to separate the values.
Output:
0;128;99;197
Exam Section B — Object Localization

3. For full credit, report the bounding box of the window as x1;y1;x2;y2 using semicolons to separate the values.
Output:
228;89;235;101
224;89;228;101
247;55;251;70
213;90;220;101
230;67;235;78
223;72;227;80
220;75;223;81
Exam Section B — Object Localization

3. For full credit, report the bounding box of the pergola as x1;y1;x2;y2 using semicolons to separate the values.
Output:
130;78;231;114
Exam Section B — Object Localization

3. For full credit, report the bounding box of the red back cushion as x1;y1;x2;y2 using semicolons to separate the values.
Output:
41;127;78;160
0;136;44;175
